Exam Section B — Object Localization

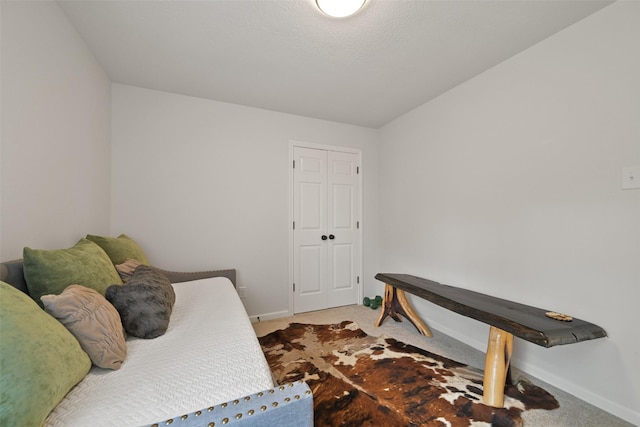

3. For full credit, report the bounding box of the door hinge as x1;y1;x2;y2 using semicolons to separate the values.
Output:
293;160;295;168
357;221;360;229
293;283;296;292
293;221;295;230
357;166;360;174
357;276;360;284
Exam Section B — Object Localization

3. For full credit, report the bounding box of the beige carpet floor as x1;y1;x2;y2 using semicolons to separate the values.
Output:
253;305;632;427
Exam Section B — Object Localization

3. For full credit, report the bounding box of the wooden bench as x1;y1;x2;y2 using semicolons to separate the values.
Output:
374;273;607;407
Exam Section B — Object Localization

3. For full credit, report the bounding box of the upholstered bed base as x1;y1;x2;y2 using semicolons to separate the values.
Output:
0;258;236;294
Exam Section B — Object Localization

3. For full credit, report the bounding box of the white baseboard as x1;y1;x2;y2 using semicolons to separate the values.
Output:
425;318;639;426
249;310;290;323
513;358;640;426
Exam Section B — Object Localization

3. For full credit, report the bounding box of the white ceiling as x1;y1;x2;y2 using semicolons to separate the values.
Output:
58;0;613;128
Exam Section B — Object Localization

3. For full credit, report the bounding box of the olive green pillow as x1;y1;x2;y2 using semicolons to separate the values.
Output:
0;281;91;427
86;234;150;265
23;239;123;308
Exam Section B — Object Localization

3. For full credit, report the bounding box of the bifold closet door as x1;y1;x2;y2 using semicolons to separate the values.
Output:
293;147;359;313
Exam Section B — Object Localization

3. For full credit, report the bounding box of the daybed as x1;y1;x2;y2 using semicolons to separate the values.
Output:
0;235;313;427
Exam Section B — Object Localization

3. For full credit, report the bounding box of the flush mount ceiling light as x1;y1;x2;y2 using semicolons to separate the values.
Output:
316;0;366;18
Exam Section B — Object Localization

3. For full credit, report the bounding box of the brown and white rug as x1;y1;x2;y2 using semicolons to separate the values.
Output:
258;321;559;427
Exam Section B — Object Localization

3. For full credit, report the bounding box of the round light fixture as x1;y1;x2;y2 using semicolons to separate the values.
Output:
316;0;366;18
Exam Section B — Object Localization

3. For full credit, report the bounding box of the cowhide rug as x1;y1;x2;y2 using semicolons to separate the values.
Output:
258;321;558;427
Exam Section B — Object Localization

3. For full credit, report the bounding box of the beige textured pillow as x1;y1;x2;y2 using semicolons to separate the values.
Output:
41;285;127;370
115;258;142;283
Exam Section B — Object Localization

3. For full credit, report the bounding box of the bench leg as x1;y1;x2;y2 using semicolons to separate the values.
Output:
483;326;513;407
375;284;433;337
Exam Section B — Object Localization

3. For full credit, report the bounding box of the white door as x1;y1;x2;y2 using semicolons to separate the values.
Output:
293;146;360;313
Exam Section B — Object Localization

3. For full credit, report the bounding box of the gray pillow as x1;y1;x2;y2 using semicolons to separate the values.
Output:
105;266;175;339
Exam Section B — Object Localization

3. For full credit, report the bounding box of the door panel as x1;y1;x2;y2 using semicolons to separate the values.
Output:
327;150;359;308
332;184;352;229
300;183;322;229
332;243;353;290
293;147;327;313
332;158;353;175
293;146;359;313
299;245;322;294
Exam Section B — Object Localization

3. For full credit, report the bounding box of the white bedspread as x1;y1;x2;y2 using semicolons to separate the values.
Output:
45;277;274;427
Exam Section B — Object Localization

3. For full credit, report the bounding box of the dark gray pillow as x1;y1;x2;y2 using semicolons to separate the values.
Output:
105;265;175;339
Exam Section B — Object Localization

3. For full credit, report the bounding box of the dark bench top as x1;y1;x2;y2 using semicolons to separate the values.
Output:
375;273;607;348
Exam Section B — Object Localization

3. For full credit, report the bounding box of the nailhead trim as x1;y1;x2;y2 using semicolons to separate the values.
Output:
148;382;311;426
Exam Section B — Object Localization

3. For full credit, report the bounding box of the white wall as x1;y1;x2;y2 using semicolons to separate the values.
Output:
3;1;637;422
110;84;379;319
0;1;111;259
378;2;639;424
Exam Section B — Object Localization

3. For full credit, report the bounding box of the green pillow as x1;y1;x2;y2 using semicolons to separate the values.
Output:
85;234;150;265
0;281;91;427
23;239;123;307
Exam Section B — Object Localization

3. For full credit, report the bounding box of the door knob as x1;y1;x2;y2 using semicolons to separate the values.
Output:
329;234;335;240
321;235;328;240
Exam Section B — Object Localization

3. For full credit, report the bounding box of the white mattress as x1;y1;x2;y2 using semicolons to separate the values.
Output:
45;277;274;427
